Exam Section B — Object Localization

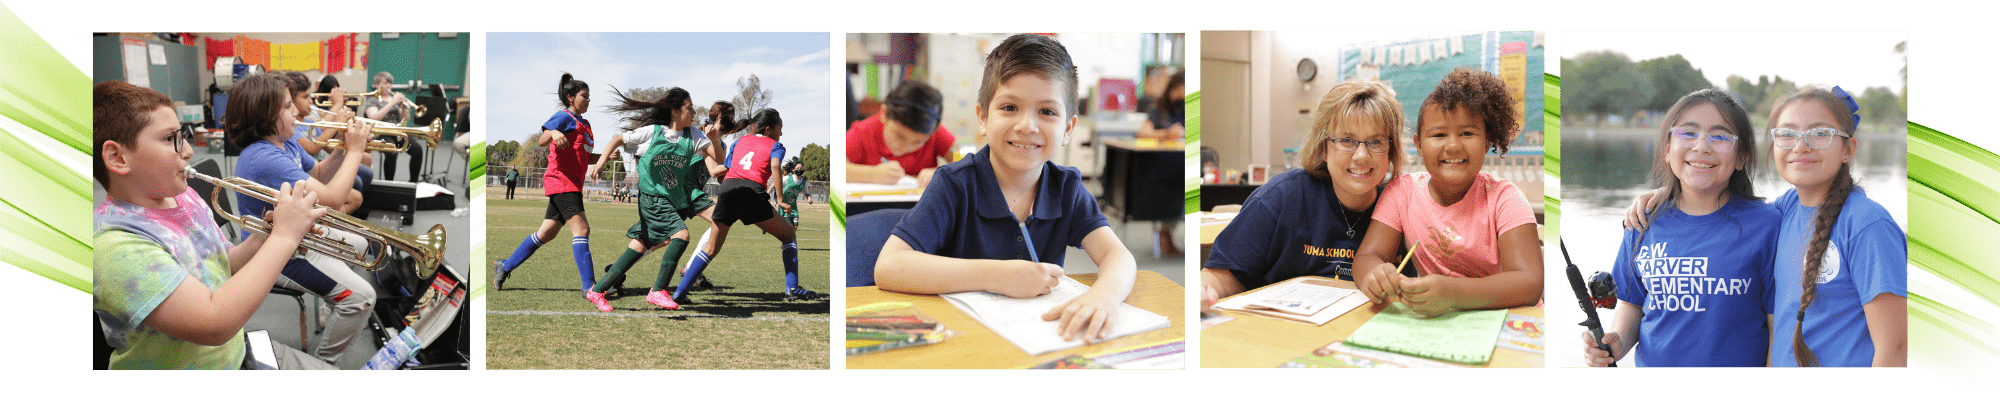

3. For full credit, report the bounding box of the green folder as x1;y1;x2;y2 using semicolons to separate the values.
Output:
1344;303;1510;365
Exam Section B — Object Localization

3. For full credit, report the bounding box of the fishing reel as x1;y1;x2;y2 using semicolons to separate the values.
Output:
1586;271;1618;309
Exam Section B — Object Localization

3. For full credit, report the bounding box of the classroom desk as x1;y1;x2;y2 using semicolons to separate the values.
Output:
843;189;922;217
1201;276;1544;368
1100;139;1184;223
846;270;1186;369
1196;212;1233;266
1199;184;1259;211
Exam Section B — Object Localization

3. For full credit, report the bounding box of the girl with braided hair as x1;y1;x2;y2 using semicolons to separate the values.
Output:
1765;86;1907;367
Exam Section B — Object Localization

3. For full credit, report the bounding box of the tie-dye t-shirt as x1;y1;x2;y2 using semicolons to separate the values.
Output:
93;188;243;369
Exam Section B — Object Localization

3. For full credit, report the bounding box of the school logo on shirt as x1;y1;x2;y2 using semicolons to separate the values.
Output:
1814;243;1842;284
1635;241;1756;312
1302;244;1355;258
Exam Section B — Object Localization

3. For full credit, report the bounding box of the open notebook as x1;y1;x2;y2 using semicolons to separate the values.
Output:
1343;303;1509;365
941;276;1171;356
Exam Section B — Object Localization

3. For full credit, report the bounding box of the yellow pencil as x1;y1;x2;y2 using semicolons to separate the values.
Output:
1396;246;1416;276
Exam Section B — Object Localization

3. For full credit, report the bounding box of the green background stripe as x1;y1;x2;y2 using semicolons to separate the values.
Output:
3;0;2000;396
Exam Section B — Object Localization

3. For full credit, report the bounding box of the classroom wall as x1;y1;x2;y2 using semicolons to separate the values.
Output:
192;33;371;98
92;35;202;105
1199;31;1253;174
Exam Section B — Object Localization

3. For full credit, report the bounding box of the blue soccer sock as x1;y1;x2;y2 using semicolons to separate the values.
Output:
673;250;712;299
500;233;544;272
572;236;596;292
782;241;800;290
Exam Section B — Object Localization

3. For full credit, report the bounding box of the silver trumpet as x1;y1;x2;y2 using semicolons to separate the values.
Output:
187;167;448;279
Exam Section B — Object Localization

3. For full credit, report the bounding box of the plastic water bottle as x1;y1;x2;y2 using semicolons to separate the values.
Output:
364;328;422;370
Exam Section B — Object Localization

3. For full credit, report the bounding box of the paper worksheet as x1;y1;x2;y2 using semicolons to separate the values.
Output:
1343;303;1509;365
847;175;919;194
1212;278;1369;325
941;276;1171;356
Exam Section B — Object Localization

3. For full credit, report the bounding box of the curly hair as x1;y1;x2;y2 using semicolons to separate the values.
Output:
1417;67;1519;154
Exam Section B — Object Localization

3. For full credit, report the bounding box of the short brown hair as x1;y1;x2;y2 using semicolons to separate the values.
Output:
225;74;293;149
1418;67;1519;154
977;34;1079;117
1302;80;1405;181
94;81;176;189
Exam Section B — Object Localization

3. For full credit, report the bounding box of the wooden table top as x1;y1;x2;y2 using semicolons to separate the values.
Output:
845;270;1186;369
1200;276;1544;368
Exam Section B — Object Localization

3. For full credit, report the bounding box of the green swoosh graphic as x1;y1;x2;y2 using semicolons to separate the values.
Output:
1544;74;1561;242
1907;122;2000;370
471;141;488;300
1186;90;1200;215
1;3;93;292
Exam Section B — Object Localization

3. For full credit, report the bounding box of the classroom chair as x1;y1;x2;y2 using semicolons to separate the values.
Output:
844;208;909;287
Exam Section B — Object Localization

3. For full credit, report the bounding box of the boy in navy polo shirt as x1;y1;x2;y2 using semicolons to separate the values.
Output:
874;34;1139;343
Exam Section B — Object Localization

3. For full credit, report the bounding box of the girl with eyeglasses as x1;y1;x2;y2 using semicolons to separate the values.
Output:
1620;86;1907;367
1581;89;1782;367
1352;68;1543;318
1763;86;1907;367
1201;80;1405;312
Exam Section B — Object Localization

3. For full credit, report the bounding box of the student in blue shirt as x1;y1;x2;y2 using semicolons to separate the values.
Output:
1618;86;1908;367
1582;89;1781;367
1765;86;1906;367
225;73;377;365
1201;80;1404;311
875;34;1138;342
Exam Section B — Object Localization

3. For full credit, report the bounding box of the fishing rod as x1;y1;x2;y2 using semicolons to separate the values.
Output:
1561;238;1618;367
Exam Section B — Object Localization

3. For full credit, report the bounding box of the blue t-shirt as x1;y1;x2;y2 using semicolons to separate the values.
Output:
890;146;1109;266
235;139;317;218
1770;187;1906;367
1203;169;1373;287
1613;195;1780;367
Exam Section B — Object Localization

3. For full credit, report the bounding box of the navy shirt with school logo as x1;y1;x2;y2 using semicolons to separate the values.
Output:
1614;195;1781;367
1204;169;1376;288
890;146;1109;266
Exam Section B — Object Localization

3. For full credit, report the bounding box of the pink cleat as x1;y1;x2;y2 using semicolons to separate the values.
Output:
585;290;612;312
646;290;681;310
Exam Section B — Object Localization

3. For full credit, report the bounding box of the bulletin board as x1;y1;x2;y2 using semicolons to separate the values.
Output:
366;32;469;100
1338;31;1544;144
93;35;203;105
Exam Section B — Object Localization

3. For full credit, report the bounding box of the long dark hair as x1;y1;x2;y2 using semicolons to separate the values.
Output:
1629;89;1762;293
557;72;589;109
1648;89;1761;208
315;74;340;95
607;86;690;130
744;108;782;136
1154;70;1185;115
1773;86;1861;367
710;101;741;134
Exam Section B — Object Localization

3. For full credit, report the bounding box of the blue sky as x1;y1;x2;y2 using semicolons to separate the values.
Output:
487;32;830;158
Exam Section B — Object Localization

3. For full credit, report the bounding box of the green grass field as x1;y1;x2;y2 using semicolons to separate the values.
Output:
485;197;830;369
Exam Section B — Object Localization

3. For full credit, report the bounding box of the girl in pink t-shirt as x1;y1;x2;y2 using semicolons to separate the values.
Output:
1354;68;1544;317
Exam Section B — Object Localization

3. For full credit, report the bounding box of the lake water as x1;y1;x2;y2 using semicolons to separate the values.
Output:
1554;125;1907;367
